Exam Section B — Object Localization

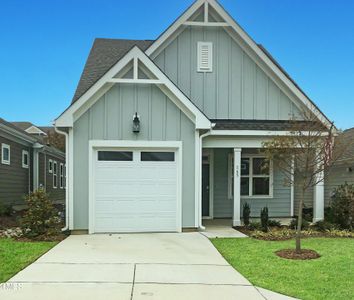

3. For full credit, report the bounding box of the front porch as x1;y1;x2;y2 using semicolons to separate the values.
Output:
200;146;325;228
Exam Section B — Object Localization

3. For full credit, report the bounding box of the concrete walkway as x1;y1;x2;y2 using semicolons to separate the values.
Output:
201;219;248;238
2;233;296;300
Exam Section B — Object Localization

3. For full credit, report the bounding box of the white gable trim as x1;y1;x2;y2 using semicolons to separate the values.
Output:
25;125;47;135
145;0;332;129
55;46;211;130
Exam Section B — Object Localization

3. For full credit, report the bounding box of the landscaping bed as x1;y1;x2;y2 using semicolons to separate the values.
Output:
236;226;354;241
211;237;354;300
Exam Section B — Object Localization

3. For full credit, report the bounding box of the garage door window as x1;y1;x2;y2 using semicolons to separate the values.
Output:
98;151;133;161
141;152;174;162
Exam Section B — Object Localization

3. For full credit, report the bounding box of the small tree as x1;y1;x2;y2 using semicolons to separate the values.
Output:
243;202;251;226
262;111;347;253
260;207;269;232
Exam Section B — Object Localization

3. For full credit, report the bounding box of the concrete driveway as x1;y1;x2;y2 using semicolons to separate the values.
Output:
2;233;294;299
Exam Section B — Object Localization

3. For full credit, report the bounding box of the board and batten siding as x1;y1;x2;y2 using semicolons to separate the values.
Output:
73;83;196;230
212;149;291;218
154;26;302;120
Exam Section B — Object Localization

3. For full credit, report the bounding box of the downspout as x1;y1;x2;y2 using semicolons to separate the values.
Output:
54;126;69;232
198;123;215;230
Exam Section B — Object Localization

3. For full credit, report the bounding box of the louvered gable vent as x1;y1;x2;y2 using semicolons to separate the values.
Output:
197;42;213;72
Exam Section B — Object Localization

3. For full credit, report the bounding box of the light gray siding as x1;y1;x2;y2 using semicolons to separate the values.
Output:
154;27;302;120
325;164;354;207
212;148;291;218
73;83;196;230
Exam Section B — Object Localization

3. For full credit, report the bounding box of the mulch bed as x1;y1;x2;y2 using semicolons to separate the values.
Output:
275;249;321;260
0;214;21;229
15;234;68;242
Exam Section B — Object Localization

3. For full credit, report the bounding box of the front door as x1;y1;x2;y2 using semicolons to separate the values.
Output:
202;163;210;217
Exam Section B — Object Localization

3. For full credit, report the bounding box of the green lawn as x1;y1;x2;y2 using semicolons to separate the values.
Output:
0;238;57;282
211;238;354;300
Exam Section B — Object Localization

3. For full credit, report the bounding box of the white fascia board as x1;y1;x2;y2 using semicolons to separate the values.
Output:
55;46;211;130
145;0;205;56
145;0;331;129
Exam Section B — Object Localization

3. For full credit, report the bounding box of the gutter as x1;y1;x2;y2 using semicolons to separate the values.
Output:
54;126;69;232
198;123;215;230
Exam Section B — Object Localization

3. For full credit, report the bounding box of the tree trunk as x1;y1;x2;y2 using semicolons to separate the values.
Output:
295;189;305;253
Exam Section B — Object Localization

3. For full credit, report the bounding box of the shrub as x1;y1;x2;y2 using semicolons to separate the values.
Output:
313;220;338;232
21;188;62;238
242;202;251;226
268;219;282;228
248;221;261;231
289;218;310;230
260;207;269;232
330;183;354;230
0;203;12;216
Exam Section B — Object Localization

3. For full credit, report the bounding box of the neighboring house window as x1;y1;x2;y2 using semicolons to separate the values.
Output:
64;164;66;189
22;150;29;168
59;163;64;189
53;161;57;188
228;155;272;198
197;42;213;72
1;144;10;165
48;159;53;173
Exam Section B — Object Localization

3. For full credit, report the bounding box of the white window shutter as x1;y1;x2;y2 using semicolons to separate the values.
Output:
197;42;213;72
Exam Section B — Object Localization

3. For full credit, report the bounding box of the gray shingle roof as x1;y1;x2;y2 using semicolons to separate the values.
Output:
337;127;354;163
210;119;324;131
71;38;154;103
10;121;33;131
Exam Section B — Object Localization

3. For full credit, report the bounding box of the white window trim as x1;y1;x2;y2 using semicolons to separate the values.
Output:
228;154;273;199
1;144;10;165
53;161;57;189
22;150;29;168
197;41;213;72
48;159;53;173
59;163;64;189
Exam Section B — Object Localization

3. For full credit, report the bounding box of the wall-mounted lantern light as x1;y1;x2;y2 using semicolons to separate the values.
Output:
132;112;140;133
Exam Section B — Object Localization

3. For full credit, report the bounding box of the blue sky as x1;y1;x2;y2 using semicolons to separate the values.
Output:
0;0;353;129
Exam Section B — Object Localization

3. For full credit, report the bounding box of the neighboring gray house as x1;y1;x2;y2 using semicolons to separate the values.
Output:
324;128;354;202
55;0;334;233
0;118;65;209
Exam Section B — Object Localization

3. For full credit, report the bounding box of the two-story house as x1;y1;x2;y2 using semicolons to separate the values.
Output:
55;0;332;233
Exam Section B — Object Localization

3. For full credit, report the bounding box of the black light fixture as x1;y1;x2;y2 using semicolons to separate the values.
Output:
132;112;140;133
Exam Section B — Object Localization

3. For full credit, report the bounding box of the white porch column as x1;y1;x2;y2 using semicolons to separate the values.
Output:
313;168;325;222
233;148;242;226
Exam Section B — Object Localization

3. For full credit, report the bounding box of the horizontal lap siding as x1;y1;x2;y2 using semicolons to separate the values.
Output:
154;27;302;120
324;164;354;207
40;153;65;203
0;136;31;206
73;84;195;230
212;149;291;218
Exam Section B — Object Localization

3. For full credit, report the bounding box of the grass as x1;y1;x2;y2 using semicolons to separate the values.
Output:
0;238;57;282
211;238;354;300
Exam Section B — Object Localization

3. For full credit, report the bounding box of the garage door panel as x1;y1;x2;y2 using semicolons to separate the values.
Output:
93;149;178;233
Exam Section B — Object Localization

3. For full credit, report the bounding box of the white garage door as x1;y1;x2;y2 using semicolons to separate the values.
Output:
93;149;179;233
